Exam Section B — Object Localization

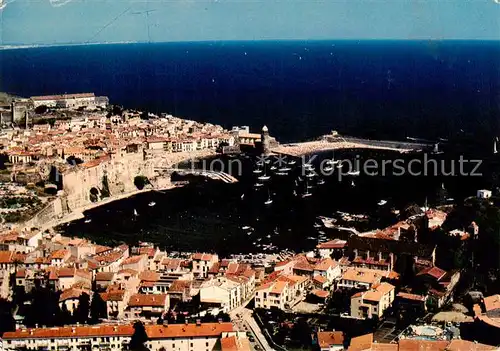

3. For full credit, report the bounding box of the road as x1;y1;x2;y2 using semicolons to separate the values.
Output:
229;297;275;351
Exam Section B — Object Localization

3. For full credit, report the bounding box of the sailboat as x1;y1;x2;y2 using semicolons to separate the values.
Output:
347;163;360;176
264;190;273;205
302;180;312;198
253;162;263;174
257;162;271;181
433;143;443;155
326;153;339;165
258;173;271;181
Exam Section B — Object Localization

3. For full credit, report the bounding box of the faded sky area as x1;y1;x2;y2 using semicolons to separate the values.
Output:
0;0;499;45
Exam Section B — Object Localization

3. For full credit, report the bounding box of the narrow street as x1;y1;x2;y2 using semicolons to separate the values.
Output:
229;296;275;351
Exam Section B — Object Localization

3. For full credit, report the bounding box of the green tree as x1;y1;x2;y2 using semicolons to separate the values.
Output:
73;292;90;324
100;175;110;198
90;292;107;323
129;321;150;351
134;175;150;190
34;105;48;114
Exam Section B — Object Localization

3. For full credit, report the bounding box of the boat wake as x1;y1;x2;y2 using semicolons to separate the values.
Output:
49;0;73;7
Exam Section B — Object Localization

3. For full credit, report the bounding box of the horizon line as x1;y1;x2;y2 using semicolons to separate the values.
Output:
2;38;500;51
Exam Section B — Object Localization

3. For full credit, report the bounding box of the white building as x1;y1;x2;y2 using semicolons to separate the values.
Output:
30;93;96;109
200;276;243;312
2;322;235;351
192;253;219;278
477;189;492;199
350;282;395;319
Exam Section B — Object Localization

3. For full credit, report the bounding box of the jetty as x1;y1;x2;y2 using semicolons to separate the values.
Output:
271;133;431;157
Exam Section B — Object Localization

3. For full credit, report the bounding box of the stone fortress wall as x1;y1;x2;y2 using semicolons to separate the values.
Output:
22;147;216;230
62;146;154;210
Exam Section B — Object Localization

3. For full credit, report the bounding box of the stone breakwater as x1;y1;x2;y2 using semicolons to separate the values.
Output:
271;137;427;157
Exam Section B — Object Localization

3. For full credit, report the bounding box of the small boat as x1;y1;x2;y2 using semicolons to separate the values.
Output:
242;226;252;230
133;209;139;216
317;179;325;185
302;180;312;198
306;172;316;178
351;180;355;187
347;170;360;176
254;183;264;188
84;219;92;224
378;200;387;206
253;169;263;174
288;160;297;165
241;194;245;200
323;166;333;172
264;190;273;205
258;175;271;181
148;201;156;207
267;234;271;238
279;167;291;172
270;166;277;171
275;172;287;176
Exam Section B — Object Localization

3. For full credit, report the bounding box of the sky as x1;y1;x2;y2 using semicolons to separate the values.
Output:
0;0;499;45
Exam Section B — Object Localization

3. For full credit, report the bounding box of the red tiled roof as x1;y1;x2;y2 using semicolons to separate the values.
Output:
397;292;426;302
311;289;329;299
417;266;446;281
100;291;125;302
0;251;14;264
317;331;344;348
95;272;115;281
3;322;234;340
316;239;347;249
127;294;168;307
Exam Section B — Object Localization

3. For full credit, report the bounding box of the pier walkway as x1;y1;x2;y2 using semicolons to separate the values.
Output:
271;135;431;157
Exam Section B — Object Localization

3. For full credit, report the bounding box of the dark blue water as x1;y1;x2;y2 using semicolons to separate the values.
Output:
1;40;499;142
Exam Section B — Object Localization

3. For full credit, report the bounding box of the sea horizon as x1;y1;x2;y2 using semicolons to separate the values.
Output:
2;40;499;143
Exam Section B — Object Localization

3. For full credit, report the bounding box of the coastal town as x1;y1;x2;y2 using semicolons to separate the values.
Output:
0;92;499;351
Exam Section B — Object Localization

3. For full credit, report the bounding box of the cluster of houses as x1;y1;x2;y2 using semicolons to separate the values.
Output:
0;108;235;167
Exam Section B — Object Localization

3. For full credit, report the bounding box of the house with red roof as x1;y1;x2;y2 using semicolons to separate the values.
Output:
125;293;169;320
191;253;219;278
350;282;395;319
316;330;344;351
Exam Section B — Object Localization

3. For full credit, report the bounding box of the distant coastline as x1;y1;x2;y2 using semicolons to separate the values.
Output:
2;38;499;51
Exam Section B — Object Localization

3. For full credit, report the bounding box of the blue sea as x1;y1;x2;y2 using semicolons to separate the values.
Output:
1;40;499;142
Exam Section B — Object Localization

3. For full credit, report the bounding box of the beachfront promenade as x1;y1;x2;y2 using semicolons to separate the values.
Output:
271;135;430;157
